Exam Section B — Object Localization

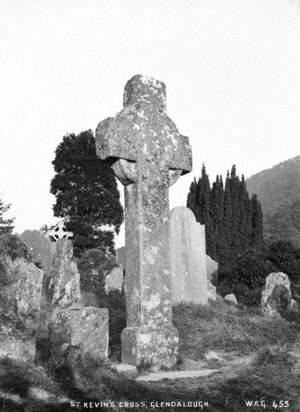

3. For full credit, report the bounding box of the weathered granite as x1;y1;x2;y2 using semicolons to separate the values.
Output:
0;247;43;361
95;74;192;369
224;294;238;305
261;272;292;316
49;305;109;368
47;239;81;307
170;207;208;305
105;264;123;294
48;241;109;366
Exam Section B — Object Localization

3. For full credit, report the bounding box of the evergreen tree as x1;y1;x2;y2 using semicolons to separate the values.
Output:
50;130;123;257
187;164;263;272
186;178;197;213
251;194;263;248
211;175;224;260
0;198;14;234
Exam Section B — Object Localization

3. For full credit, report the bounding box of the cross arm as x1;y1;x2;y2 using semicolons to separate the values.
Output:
167;134;192;175
95;113;137;163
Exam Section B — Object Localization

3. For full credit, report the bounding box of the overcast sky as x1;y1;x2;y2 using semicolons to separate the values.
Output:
0;0;300;246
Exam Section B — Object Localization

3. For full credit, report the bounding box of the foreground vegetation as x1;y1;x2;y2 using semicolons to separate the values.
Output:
0;299;300;412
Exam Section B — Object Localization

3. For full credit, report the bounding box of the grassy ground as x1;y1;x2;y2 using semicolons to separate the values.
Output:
1;298;300;412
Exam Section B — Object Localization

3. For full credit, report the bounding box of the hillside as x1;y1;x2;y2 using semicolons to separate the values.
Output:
246;155;300;246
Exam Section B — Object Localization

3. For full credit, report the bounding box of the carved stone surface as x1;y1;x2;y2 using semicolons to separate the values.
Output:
47;239;81;308
95;74;192;369
49;305;109;368
170;207;208;305
261;272;292;316
0;240;44;361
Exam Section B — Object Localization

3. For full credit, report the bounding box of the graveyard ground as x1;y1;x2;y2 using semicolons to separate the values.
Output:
1;298;300;412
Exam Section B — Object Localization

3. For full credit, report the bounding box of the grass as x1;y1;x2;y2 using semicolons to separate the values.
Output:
173;297;300;359
1;299;300;411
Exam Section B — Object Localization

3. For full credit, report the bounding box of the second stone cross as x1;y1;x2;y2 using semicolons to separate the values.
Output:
95;74;192;370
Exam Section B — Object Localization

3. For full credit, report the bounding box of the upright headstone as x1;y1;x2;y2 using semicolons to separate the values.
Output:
48;239;108;368
170;207;208;305
95;74;192;369
48;239;81;307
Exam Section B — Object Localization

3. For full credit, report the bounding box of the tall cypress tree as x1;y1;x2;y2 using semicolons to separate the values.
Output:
251;194;263;248
187;164;263;271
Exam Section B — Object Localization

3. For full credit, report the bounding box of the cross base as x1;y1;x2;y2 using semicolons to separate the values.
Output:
121;325;179;371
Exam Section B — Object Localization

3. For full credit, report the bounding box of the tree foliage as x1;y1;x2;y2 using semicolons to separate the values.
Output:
50;130;123;257
0;198;14;235
187;164;263;271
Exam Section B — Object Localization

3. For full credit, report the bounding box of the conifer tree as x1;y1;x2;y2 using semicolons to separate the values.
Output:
187;164;263;272
251;194;263;248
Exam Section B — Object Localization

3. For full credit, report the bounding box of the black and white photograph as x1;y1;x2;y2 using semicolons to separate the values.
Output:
0;1;300;411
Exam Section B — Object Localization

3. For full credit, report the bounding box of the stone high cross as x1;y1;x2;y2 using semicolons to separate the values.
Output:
95;74;192;369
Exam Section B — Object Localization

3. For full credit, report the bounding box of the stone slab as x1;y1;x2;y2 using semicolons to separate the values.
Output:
170;206;208;305
136;368;219;382
47;239;81;308
49;305;109;368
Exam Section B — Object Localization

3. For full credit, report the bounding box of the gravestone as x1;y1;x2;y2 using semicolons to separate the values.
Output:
170;206;208;305
95;74;192;370
261;272;292;316
48;239;81;307
48;239;108;368
105;264;124;294
47;220;73;242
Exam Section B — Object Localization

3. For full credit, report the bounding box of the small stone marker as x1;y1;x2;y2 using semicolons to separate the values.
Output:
224;294;238;305
261;272;292;316
95;74;192;369
170;206;208;305
105;264;124;294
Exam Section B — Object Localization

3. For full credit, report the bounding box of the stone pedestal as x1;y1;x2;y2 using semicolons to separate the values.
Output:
49;305;109;368
121;326;178;370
